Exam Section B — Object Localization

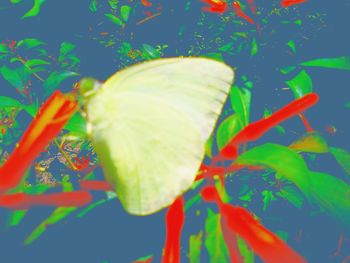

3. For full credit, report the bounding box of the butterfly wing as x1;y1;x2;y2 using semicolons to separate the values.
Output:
86;57;234;215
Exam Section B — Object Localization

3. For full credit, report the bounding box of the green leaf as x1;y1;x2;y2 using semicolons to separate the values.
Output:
10;0;23;3
105;13;125;27
7;184;51;227
0;66;23;90
205;209;230;263
205;136;214;158
43;71;79;96
16;38;45;49
24;207;77;244
185;193;202;212
237;237;255;263
25;59;50;68
132;255;153;262
230;86;251;127
89;0;98;12
235;143;309;189
330;147;350;176
285;70;312;98
307;171;350;226
24;100;39;117
289;132;329;153
0;96;22;108
0;44;10;53
300;56;350;71
276;185;304;209
76;199;107;218
59;42;76;59
120;5;131;22
63;112;87;136
108;0;118;9
22;0;46;18
262;190;276;211
219;43;234;53
216;114;243;151
6;210;27;227
189;231;203;263
279;66;296;75
141;44;160;60
250;38;258;56
214;176;232;203
235;143;350;225
287;40;296;54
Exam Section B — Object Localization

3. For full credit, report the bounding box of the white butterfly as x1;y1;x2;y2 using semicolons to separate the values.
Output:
79;57;234;215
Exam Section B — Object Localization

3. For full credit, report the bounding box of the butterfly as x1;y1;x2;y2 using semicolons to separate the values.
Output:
78;57;234;215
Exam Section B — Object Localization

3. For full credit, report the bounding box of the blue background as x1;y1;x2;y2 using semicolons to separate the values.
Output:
0;0;349;262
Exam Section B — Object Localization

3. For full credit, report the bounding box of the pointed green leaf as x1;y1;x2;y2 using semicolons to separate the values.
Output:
262;190;276;211
0;44;10;53
250;38;258;56
230;86;251;127
289;132;329;153
235;143;350;225
330;147;350;176
108;0;118;9
132;255;153;263
0;66;23;90
120;5;131;22
205;136;214;158
214;176;232;203
216;114;243;151
25;59;50;68
16;38;45;49
276;185;304;209
279;66;296;75
219;43;234;53
0;96;22;108
287;40;296;54
22;0;46;18
237;237;255;263
24;207;77;244
141;44;160;60
105;13;124;27
285;70;312;98
189;231;203;263
7;184;51;227
43;71;79;96
205;209;230;263
300;56;350;71
63;112;87;136
76;199;107;218
89;0;98;12
59;42;76;59
307;171;350;225
185;193;202;212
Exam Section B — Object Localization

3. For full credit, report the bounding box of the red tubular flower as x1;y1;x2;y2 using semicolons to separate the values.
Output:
232;1;255;24
201;186;306;263
281;0;307;8
219;93;319;159
141;0;153;7
0;191;93;210
162;197;185;263
0;90;77;193
201;0;228;14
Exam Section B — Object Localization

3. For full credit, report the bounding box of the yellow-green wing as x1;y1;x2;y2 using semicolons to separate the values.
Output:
86;57;234;215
